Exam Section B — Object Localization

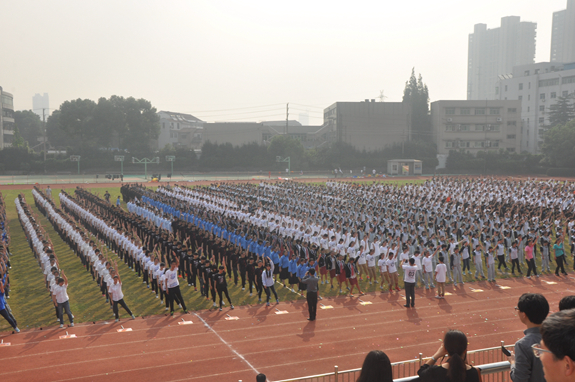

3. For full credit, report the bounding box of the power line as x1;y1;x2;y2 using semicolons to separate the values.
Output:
182;103;285;114
195;107;286;118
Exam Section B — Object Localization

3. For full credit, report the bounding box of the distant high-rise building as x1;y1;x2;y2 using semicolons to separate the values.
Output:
0;86;15;149
32;93;49;120
550;0;575;63
467;16;537;100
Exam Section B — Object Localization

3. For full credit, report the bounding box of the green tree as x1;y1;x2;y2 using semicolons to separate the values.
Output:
11;126;27;148
403;68;431;141
14;110;42;147
541;119;575;168
546;94;575;130
47;96;160;156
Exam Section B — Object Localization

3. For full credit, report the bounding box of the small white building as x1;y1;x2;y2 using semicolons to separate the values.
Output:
387;159;422;175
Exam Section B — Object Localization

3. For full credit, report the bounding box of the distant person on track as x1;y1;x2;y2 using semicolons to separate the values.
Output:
356;350;393;382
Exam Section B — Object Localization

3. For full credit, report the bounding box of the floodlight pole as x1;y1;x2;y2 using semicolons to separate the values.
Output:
276;156;291;174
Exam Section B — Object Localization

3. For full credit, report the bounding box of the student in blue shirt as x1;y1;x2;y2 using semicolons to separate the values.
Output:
0;277;19;333
553;231;568;276
279;250;290;286
288;255;299;291
297;260;309;295
270;246;281;281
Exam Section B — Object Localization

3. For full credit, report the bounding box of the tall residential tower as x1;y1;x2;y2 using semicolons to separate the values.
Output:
467;16;537;100
551;0;575;63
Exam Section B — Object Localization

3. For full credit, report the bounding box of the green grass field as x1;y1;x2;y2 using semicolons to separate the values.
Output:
0;182;570;332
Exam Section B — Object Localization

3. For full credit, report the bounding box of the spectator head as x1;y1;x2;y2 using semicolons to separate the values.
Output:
516;293;550;325
356;350;393;382
308;268;315;276
255;373;267;382
539;309;575;382
444;330;469;382
57;277;64;285
438;255;445;263
409;258;415;265
559;296;575;311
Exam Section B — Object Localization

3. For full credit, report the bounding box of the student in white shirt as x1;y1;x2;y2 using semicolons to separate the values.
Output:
434;255;447;299
422;248;438;290
386;251;400;292
108;265;135;322
52;270;74;328
366;248;377;285
402;258;418;308
473;244;486;279
377;252;389;291
165;257;188;316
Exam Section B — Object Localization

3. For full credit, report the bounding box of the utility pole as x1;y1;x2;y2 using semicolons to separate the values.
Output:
43;108;46;162
285;103;289;135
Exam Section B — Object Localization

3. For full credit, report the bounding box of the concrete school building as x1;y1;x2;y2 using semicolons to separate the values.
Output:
0;86;15;149
430;100;522;157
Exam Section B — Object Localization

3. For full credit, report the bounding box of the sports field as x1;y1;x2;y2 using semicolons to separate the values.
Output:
0;178;573;382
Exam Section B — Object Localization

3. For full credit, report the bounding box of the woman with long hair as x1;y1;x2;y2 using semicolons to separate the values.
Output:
418;330;480;382
356;350;393;382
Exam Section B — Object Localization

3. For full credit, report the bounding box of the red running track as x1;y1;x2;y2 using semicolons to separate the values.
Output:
1;274;574;382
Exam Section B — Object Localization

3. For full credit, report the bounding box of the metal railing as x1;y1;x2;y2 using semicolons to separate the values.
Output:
274;342;513;382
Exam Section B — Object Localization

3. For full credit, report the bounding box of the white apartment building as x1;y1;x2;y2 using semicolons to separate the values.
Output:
157;111;204;151
0;86;15;149
467;16;537;100
551;0;575;63
431;100;522;157
496;62;575;153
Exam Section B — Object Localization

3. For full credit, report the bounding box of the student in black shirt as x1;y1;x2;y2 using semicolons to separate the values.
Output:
198;256;206;296
208;264;217;307
214;265;234;311
239;252;247;290
255;260;264;303
203;260;213;303
247;258;256;296
190;252;200;291
230;247;240;286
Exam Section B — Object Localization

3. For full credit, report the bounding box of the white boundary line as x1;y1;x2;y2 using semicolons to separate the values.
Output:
194;313;261;377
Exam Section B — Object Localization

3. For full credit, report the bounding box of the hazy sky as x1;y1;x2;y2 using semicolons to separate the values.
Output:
0;0;568;125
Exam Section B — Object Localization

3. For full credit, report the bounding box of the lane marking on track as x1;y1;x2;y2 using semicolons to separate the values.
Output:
194;313;260;376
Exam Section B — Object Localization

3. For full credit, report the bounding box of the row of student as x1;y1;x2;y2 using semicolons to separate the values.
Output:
144;179;574;260
53;186;298;312
125;184;569;298
49;187;192;316
33;188;135;323
72;187;241;312
125;182;572;286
